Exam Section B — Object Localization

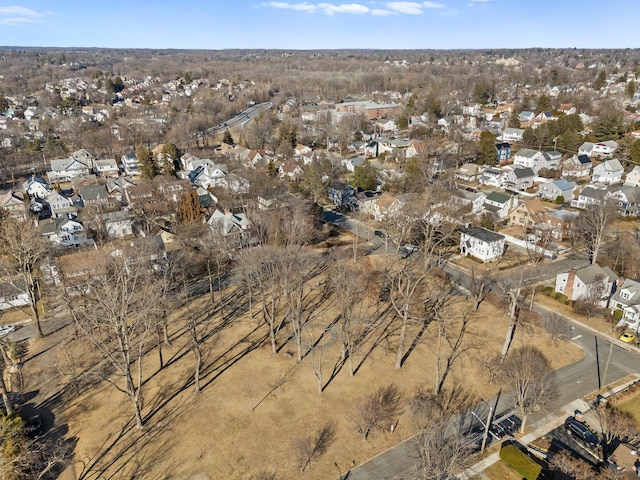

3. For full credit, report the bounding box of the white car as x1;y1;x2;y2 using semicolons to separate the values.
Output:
0;325;16;337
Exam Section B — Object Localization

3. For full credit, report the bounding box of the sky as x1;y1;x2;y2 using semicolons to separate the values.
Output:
0;1;638;50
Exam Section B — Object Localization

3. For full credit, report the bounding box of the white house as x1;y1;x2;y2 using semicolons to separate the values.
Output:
538;178;576;202
48;157;93;183
562;155;592;179
40;216;89;248
101;210;134;239
611;278;640;328
483;191;515;219
555;264;617;303
571;184;608;209
479;167;503;187
501;167;535;191
22;175;50;199
459;226;505;262
0;280;30;311
45;191;76;218
579;140;618;157
513;149;560;174
624;166;640;187
121;153;141;176
591;159;623;184
94;158;119;177
502;128;525;142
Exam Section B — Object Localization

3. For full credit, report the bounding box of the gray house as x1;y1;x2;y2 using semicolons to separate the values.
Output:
538;178;577;202
502;167;535;191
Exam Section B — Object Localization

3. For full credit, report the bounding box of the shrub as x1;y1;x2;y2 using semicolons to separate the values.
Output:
612;309;624;322
499;443;542;480
555;195;565;204
556;293;568;303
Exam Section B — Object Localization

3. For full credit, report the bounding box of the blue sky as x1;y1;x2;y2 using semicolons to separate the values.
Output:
0;1;638;50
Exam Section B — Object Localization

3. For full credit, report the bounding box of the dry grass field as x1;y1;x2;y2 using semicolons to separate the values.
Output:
22;244;584;480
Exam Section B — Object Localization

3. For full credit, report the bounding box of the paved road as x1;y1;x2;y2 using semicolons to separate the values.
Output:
197;102;273;138
341;305;640;480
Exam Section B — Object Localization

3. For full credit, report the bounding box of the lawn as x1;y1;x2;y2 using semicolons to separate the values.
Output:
483;460;525;480
26;246;584;480
614;385;640;428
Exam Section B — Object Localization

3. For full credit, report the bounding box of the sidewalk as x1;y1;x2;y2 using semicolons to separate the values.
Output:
459;374;640;479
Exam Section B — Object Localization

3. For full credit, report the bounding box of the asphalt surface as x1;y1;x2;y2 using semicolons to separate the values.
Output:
197;101;273;137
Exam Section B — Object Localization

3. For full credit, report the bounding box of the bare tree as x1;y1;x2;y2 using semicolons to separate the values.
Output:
349;383;403;440
412;420;474;480
549;449;597;480
0;216;48;338
594;404;638;461
433;306;475;395
66;251;162;429
576;200;617;265
542;312;569;345
409;385;477;431
501;346;558;433
292;420;336;472
573;274;608;322
468;265;493;312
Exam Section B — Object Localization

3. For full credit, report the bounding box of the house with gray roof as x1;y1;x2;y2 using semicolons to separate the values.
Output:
513;149;559;174
483;191;515;219
48;156;93;183
579;140;618;158
555;264;617;303
501;167;535;191
624;166;640;187
562;154;592;179
610;278;640;328
459;226;505;262
605;185;640;216
538;178;577;202
571;184;608;209
40;216;90;248
592;159;623;184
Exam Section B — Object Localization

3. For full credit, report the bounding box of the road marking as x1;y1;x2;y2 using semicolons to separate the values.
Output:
572;335;583;340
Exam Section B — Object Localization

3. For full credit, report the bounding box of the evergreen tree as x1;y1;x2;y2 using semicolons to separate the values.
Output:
162;143;182;173
508;110;521;128
178;190;202;223
536;94;552;114
626;80;637;98
478;130;497;165
222;129;235;146
137;144;157;180
630;139;640;164
594;70;607;90
352;160;378;191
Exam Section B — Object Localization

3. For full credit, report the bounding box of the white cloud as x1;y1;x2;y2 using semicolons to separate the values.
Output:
467;0;491;6
264;1;445;15
318;3;370;14
0;6;48;25
387;2;424;14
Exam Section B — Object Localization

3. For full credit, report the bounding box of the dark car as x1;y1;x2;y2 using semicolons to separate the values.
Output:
564;417;600;449
25;415;44;438
374;230;385;238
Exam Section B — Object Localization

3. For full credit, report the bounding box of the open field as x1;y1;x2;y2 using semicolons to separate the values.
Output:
23;247;584;480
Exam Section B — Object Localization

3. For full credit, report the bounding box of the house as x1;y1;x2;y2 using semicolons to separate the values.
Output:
539;209;579;241
101;210;134;238
479;167;503;187
610;278;640;326
372;192;413;222
0;190;27;220
40;216;90;248
495;142;511;163
48;156;93;183
0;280;29;311
518;111;535;123
294;144;313;157
455;164;483;183
53;249;105;289
591;159;623;184
555;264;617;303
79;184;117;211
579;140;618;157
459;226;505;262
406;140;428;159
94;158;119;177
124;183;156;207
355;190;382;217
483;191;516;219
559;104;576;115
22;175;50;199
342;157;367;173
207;210;252;246
44;191;76;218
121;153;141;176
158;179;191;203
462;103;481;116
513;149;560;174
562;155;592;179
501;167;535;191
605;185;640;216
70;174;99;193
508;198;546;229
502;128;525;142
538;178;577;202
328;182;357;210
278;162;304;180
624;166;640;187
451;189;486;214
571;184;608;209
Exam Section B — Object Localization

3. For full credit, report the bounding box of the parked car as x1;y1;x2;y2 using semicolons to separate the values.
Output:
0;325;16;337
619;332;635;343
374;230;385;238
404;244;419;252
564;417;600;449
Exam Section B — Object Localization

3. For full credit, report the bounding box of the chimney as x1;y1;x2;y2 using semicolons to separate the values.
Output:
564;268;577;301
